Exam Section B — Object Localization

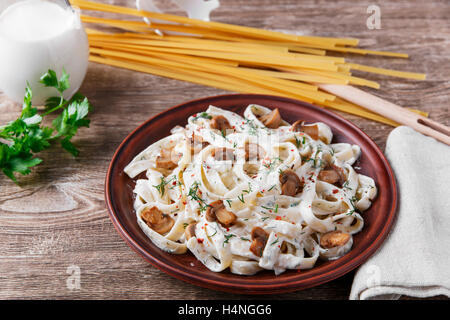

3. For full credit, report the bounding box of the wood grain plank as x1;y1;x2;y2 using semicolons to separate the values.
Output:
0;0;448;300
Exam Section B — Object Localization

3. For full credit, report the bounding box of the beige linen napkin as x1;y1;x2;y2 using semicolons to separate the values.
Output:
350;126;450;300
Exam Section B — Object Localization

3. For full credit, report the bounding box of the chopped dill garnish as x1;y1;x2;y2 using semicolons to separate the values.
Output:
220;129;228;140
304;148;323;168
329;148;335;156
294;136;301;148
343;181;352;190
188;181;210;212
270;238;279;246
243;182;252;194
207;228;217;237
244;118;259;136
152;176;175;197
237;194;245;203
263;157;281;172
347;196;358;215
193;112;212;121
223;234;235;246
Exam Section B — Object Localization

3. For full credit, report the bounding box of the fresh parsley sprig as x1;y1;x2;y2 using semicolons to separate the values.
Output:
0;69;92;182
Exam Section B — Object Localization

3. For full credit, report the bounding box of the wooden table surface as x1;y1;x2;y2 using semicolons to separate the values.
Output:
0;0;448;300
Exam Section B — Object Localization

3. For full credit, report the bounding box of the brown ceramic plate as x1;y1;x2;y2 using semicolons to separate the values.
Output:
105;94;397;294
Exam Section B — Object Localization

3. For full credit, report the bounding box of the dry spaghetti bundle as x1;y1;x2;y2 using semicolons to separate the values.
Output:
71;0;427;126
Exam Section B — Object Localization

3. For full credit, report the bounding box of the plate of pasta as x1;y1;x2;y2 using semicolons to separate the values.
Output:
105;94;397;294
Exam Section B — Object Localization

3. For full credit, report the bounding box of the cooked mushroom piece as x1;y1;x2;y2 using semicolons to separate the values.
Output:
317;169;340;185
279;170;303;196
141;206;174;235
210;115;232;133
156;148;181;170
205;200;237;227
324;194;338;202
318;164;346;187
291;120;304;131
185;222;197;240
280;241;288;254
320;230;351;248
258;108;282;129
250;227;269;257
188;133;209;154
212;147;235;161
292;120;319;140
245;142;265;161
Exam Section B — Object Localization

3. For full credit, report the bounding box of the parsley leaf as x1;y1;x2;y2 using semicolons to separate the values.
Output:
0;69;92;182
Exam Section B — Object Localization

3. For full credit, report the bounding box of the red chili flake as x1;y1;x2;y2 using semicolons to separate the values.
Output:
232;125;235;129
261;189;265;193
308;205;311;208
197;238;204;244
269;210;272;213
205;223;208;226
275;216;282;220
332;189;339;194
182;201;187;205
172;181;177;185
226;228;230;232
277;245;281;248
290;149;294;152
191;174;194;177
